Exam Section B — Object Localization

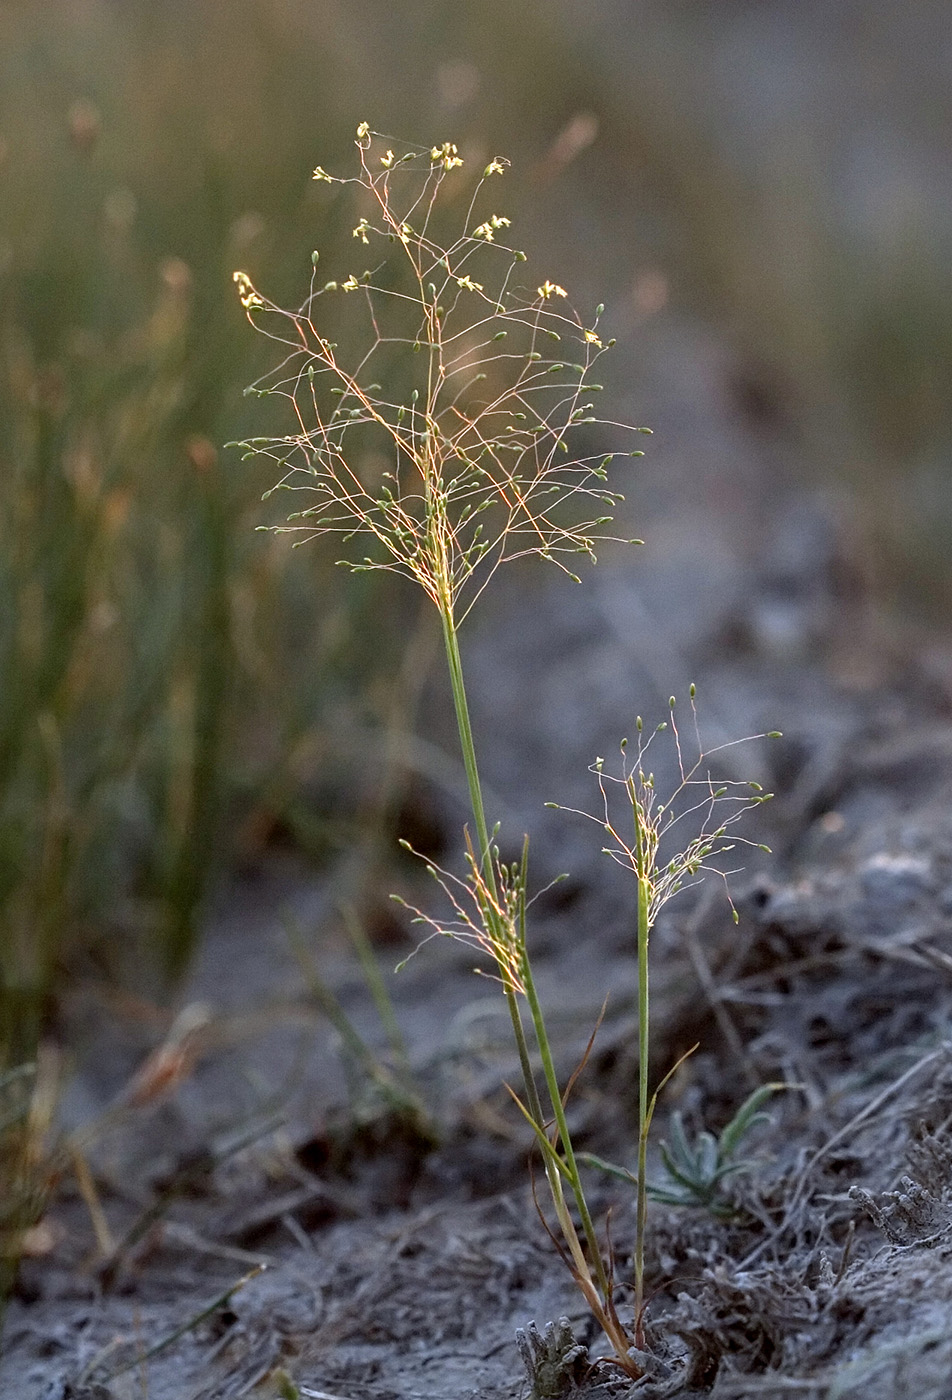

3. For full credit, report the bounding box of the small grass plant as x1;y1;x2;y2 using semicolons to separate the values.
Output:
233;124;775;1378
0;1053;58;1331
556;692;778;1334
284;903;434;1148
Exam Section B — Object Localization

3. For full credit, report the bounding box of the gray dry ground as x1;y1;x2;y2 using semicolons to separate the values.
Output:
6;310;952;1400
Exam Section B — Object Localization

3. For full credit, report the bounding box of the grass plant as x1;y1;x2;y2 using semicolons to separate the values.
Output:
0;150;239;1059
0;1052;58;1331
0;92;403;1081
284;904;432;1142
557;692;778;1334
234;124;773;1378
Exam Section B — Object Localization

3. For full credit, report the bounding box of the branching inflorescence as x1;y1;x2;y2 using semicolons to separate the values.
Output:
556;687;778;1341
231;123;647;628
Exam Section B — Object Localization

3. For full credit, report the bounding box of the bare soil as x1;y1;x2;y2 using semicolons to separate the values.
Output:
6;316;952;1400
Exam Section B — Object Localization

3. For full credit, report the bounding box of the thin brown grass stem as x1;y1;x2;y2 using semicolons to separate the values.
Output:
634;858;651;1346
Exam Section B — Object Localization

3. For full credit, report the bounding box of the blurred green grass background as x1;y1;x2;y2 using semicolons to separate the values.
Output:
1;0;949;1069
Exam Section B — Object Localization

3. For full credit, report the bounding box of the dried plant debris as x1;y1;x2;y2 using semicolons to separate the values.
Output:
39;1386;114;1400
849;1175;946;1245
848;1127;952;1245
905;1124;952;1189
516;1317;590;1398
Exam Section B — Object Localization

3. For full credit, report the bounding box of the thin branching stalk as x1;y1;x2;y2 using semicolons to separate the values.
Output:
438;607;633;1364
557;690;779;1342
234;123;661;1379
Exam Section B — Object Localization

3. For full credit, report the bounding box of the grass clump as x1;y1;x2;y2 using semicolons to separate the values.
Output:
0;1053;58;1331
234;123;773;1380
0;259;231;1061
557;690;778;1340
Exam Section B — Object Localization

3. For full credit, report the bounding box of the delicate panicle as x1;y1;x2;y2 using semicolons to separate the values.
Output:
392;833;529;997
231;127;641;626
560;692;776;930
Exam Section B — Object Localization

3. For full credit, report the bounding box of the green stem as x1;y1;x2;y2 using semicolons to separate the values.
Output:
437;603;542;1126
438;597;622;1342
521;952;615;1306
438;605;491;866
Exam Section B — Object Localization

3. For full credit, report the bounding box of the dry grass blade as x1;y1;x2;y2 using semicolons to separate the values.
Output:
740;1043;949;1269
96;1263;266;1385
